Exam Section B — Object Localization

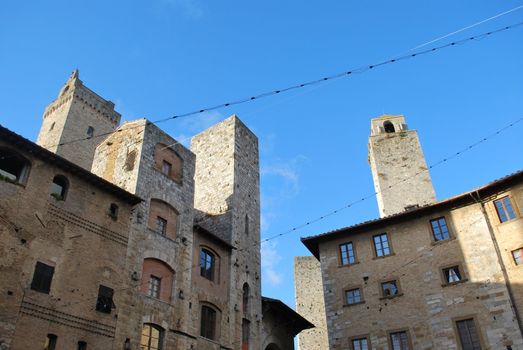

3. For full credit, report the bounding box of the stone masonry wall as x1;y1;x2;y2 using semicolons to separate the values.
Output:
294;256;329;350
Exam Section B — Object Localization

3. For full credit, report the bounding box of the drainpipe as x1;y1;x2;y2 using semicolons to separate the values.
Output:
472;191;523;336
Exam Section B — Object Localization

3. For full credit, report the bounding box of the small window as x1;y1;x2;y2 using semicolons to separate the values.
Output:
340;242;356;265
373;233;391;257
44;334;57;350
95;285;115;314
242;283;250;313
77;341;87;350
383;121;395;133
443;266;463;285
161;160;172;176
430;217;450;241
345;288;362;305
109;203;119;220
456;318;481;350
86;126;94;138
49;122;56;131
245;214;249;235
494;196;517;223
381;280;399;298
200;249;215;281
0;148;30;184
141;324;164;350
390;331;410;350
50;175;68;201
148;275;161;298
351;337;369;350
31;262;54;294
156;216;167;235
512;249;523;265
201;305;217;340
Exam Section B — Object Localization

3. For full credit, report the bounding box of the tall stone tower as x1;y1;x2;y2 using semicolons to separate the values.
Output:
36;70;121;170
191;115;262;349
368;115;436;217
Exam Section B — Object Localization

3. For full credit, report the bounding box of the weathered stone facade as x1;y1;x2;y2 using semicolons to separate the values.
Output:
299;115;523;349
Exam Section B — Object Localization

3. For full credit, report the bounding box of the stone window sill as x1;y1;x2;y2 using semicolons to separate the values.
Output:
441;279;468;288
338;261;360;268
372;253;395;260
379;293;403;300
431;236;456;246
343;300;365;307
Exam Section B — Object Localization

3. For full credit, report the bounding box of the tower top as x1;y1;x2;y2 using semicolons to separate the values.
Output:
370;115;408;136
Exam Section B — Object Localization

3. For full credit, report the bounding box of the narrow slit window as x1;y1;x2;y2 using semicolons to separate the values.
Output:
109;203;119;219
86;126;94;138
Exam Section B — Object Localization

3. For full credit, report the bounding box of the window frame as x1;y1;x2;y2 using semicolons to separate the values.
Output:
511;247;523;266
493;195;519;223
379;278;402;299
0;148;31;185
344;286;364;306
148;275;162;299
372;233;393;258
440;263;467;287
30;261;55;294
50;175;69;201
452;315;485;350
339;241;357;266
349;334;371;350
77;341;87;350
155;216;167;236
44;334;58;350
95;285;115;314
200;248;216;282
387;329;412;350
200;304;218;340
429;216;452;243
141;323;164;350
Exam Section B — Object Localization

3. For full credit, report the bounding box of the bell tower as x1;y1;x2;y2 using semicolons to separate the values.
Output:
36;70;121;170
368;115;436;217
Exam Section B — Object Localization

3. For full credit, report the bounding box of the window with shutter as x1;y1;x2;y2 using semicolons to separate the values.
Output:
456;319;482;350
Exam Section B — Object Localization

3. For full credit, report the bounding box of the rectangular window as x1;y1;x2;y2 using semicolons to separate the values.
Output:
443;266;463;284
512;249;523;265
44;334;57;350
242;318;250;349
381;280;399;297
373;233;391;257
77;341;87;350
31;262;54;294
340;242;356;265
148;275;161;298
390;331;410;350
456;318;481;350
494;196;516;223
201;305;217;340
95;285;114;314
351;338;369;350
162;160;172;176
200;249;215;281
156;216;167;235
345;288;362;305
430;217;450;241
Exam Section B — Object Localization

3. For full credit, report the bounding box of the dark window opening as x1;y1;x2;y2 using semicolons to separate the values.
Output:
0;149;30;183
383;121;395;133
242;283;249;313
201;305;217;340
242;318;250;350
494;196;516;223
456;318;481;350
200;249;215;281
96;285;115;314
109;203;119;220
162;160;172;176
86;126;94;138
50;175;68;201
77;341;87;350
431;217;450;241
44;334;57;350
31;262;54;294
245;214;249;235
156;216;167;235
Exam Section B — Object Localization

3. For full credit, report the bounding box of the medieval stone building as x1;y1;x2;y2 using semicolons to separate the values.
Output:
0;71;311;350
298;115;523;349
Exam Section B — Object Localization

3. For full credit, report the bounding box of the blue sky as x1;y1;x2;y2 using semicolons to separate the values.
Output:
1;1;522;311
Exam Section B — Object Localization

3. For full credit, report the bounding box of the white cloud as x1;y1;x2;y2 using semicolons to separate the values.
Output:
261;241;283;286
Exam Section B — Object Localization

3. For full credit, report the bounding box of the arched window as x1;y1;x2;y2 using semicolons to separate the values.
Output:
200;248;216;281
140;258;175;302
154;143;183;183
0;148;30;184
242;283;250;313
86;126;94;138
141;324;164;350
148;199;178;239
50;175;68;201
383;121;395;133
200;305;218;340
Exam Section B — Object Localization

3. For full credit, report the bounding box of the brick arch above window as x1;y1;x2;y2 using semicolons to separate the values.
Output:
140;258;175;303
154;143;183;183
148;199;179;240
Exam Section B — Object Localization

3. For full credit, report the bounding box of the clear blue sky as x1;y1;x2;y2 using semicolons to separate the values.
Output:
1;1;522;311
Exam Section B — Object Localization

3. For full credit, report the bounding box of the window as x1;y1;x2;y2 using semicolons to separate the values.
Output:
345;288;362;305
373;233;391;257
148;275;161;298
242;283;250;313
381;280;399;298
109;203;119;220
86;126;94;138
161;160;172;176
512;249;523;265
443;266;463;285
44;334;57;350
242;319;250;350
201;305;217;340
200;249;215;281
494;196;516;223
49;122;55;131
340;242;356;265
384;121;395;133
245;214;249;235
430;217;450;241
0;148;30;184
456;318;481;350
50;175;68;201
95;285;115;314
141;324;163;350
390;331;410;350
31;262;54;294
77;341;87;350
155;216;167;235
351;337;369;350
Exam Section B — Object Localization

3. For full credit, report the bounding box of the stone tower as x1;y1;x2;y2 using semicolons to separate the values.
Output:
191;115;262;349
36;70;121;170
368;115;436;217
